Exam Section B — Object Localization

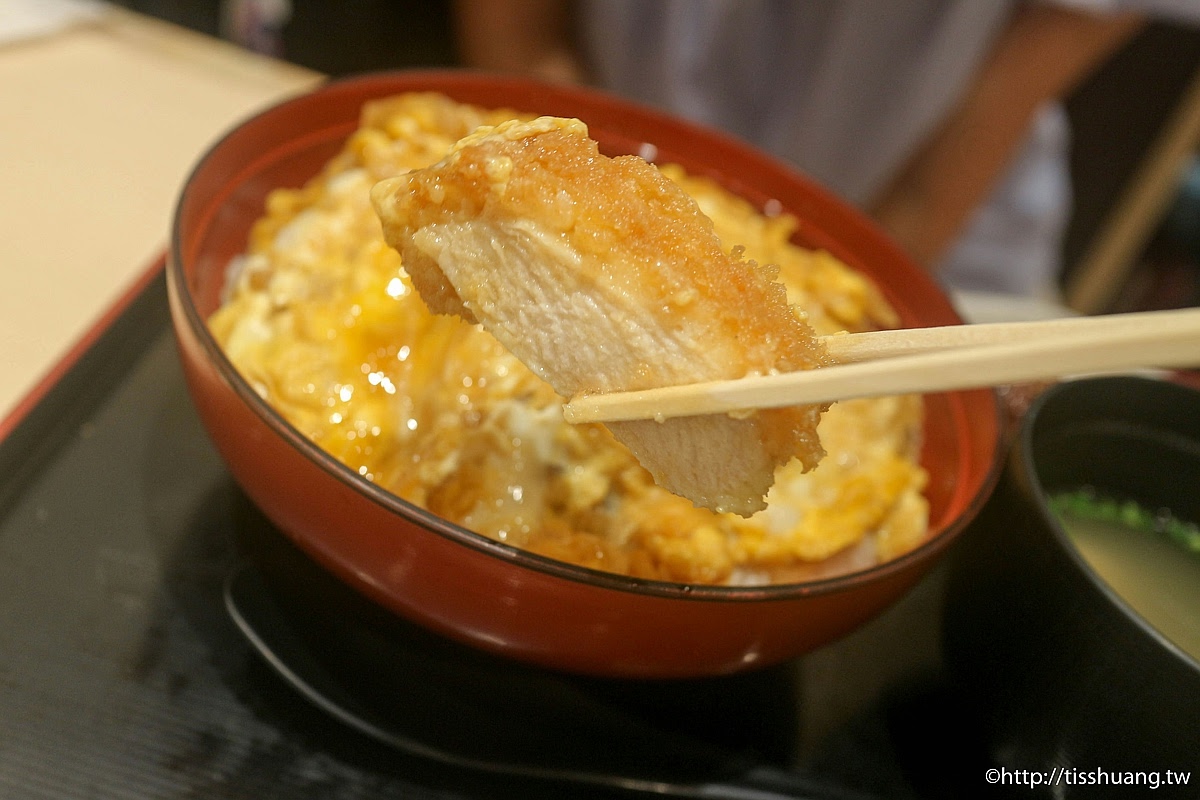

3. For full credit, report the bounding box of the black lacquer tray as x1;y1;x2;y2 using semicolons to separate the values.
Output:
0;262;974;799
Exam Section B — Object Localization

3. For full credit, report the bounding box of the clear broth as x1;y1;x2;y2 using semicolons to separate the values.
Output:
1054;495;1200;663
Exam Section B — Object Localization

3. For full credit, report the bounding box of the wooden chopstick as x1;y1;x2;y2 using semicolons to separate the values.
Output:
562;307;1200;424
819;307;1187;362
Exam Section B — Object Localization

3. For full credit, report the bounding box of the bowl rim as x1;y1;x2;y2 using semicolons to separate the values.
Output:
1018;374;1200;671
169;68;1005;602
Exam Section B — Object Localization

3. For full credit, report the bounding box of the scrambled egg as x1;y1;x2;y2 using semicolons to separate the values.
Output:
209;92;929;585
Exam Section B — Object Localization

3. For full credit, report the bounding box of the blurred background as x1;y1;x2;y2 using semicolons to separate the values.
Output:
109;0;1200;313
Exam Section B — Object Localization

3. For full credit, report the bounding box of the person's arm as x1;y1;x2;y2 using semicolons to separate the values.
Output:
869;4;1145;270
452;0;584;84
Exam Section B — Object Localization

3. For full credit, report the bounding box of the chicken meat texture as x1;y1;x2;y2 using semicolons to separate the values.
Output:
371;116;829;516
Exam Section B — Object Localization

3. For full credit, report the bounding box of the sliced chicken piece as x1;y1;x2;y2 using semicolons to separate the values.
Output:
370;116;828;516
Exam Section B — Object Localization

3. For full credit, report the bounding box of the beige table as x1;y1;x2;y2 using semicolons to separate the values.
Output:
0;4;321;422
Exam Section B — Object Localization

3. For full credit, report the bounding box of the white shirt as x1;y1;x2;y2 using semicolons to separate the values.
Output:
577;0;1199;298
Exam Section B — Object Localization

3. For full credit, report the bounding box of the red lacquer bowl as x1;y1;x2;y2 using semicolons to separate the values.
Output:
168;71;1002;678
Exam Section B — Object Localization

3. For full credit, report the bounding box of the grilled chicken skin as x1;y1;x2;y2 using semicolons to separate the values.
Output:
371;116;829;516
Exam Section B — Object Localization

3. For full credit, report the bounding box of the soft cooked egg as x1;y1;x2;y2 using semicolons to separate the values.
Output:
208;93;929;585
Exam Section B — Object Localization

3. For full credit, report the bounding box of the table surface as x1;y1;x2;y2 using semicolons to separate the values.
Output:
0;4;322;422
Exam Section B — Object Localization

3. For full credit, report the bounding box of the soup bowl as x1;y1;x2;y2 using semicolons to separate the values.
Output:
168;71;1002;678
944;376;1200;789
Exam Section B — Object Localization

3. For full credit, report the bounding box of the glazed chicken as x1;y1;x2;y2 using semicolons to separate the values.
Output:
370;116;829;516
